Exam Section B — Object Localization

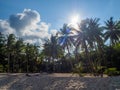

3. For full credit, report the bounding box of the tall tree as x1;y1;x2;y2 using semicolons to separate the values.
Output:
58;24;74;69
6;34;16;72
42;35;63;72
14;38;25;72
104;17;120;72
58;24;74;54
0;32;7;72
104;17;120;46
75;18;103;73
25;43;40;73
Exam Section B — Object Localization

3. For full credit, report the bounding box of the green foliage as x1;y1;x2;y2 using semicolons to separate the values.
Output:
73;62;84;76
104;44;120;70
0;17;120;74
104;68;120;76
42;35;64;59
104;17;120;45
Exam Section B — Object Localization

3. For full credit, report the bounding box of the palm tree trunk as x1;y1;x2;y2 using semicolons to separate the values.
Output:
66;44;73;70
8;53;10;73
75;45;80;62
27;54;29;73
94;41;105;77
45;57;50;73
13;52;15;72
84;41;93;73
110;39;113;67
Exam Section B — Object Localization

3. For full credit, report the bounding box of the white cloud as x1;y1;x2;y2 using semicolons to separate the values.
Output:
9;9;40;31
0;9;55;45
0;20;15;34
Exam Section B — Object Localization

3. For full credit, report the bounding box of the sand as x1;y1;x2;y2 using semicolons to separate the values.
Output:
0;73;120;90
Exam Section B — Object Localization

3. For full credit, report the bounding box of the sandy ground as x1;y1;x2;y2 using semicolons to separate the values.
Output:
0;73;120;90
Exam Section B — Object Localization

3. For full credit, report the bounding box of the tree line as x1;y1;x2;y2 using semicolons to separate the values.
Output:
0;17;120;76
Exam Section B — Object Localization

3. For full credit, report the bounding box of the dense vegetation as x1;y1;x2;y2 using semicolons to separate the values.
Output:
0;17;120;76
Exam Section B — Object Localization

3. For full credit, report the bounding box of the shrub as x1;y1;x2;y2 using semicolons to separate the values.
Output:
104;67;120;76
72;62;84;76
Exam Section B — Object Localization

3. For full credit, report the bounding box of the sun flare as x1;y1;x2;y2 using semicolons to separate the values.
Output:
70;14;80;25
69;14;80;30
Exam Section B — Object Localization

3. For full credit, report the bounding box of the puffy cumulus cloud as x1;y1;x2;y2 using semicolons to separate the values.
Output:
21;22;51;41
0;20;15;34
8;9;44;39
37;22;51;38
9;9;40;31
0;9;55;45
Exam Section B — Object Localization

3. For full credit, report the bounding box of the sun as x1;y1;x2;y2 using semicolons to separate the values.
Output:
70;14;79;25
69;14;80;30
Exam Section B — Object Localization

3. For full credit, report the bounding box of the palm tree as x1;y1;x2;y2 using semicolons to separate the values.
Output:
31;44;40;72
75;18;103;73
42;35;63;72
104;17;120;46
104;17;120;71
14;38;25;72
25;43;35;73
76;20;92;72
58;24;74;54
58;24;74;69
87;18;104;75
0;32;7;72
6;34;16;72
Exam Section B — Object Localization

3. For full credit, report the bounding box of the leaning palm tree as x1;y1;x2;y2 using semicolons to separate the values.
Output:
104;17;120;46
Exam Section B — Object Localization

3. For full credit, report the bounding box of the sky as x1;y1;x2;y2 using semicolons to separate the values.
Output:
0;0;120;44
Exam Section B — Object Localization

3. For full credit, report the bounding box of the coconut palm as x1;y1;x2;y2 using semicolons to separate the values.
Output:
14;38;25;72
103;17;120;71
42;35;63;72
0;32;7;72
58;24;75;69
86;18;104;75
6;34;16;72
75;18;104;73
25;43;36;73
58;24;74;54
104;17;120;46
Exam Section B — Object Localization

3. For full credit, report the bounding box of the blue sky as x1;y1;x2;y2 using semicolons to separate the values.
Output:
0;0;120;44
0;0;120;29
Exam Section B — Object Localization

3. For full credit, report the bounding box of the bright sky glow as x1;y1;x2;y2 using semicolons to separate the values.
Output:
68;14;80;31
70;14;79;25
0;0;120;44
0;0;120;30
